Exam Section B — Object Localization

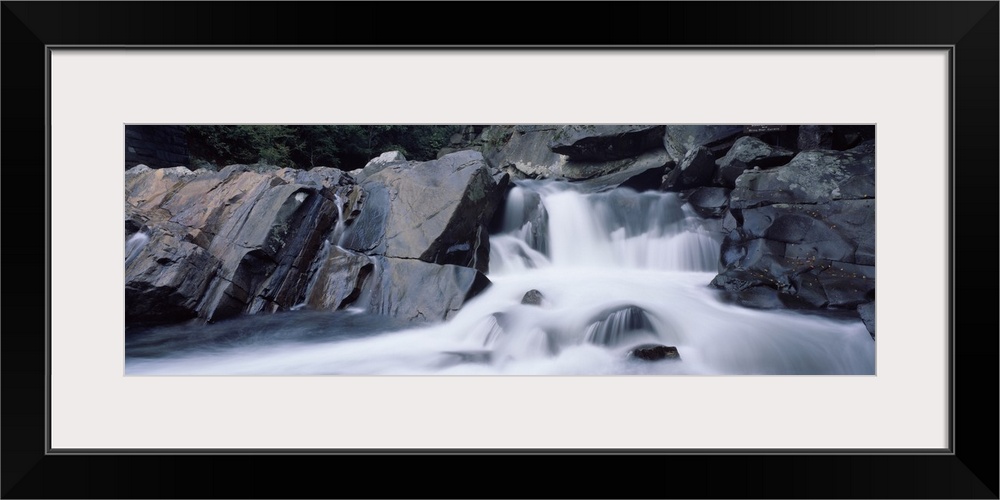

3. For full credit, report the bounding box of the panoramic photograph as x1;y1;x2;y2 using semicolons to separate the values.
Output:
124;124;876;375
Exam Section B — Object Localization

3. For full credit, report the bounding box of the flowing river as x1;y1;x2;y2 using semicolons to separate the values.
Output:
125;180;875;375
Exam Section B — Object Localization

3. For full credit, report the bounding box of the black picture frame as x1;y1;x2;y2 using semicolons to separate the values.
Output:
3;2;997;498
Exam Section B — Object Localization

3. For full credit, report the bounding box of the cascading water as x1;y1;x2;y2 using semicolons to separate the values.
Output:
125;232;149;266
126;181;875;375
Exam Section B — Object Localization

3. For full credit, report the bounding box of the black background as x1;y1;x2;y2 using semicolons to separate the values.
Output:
3;2;997;498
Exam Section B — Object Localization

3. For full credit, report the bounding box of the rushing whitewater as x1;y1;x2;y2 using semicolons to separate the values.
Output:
126;181;875;375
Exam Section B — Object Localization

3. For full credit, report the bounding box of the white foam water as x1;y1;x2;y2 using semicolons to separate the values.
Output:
126;181;875;375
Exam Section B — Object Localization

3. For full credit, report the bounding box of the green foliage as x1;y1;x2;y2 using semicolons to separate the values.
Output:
186;125;464;171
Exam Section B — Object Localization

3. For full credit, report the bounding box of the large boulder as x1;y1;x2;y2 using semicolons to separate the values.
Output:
124;217;220;325
549;125;665;162
568;148;672;189
482;125;672;189
483;125;564;179
353;150;407;182
729;141;875;209
339;150;505;274
660;146;716;191
662;125;743;163
125;152;500;327
124;164;363;324
711;142;876;317
714;136;795;187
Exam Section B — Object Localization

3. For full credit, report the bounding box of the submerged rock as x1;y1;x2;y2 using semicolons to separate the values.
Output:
627;344;680;361
584;305;657;347
521;289;544;306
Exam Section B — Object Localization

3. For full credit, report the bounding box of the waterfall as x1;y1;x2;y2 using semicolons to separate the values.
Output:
125;232;149;266
126;180;875;376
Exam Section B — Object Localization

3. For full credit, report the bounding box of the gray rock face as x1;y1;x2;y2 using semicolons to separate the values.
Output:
340;150;504;274
355;150;407;182
124;219;220;325
714;136;795;187
125;151;501;326
729;143;875;209
661;146;716;191
125;165;362;324
361;256;491;321
483;125;672;188
301;245;374;311
568;148;672;188
483;126;564;179
662;125;743;163
549;125;665;162
711;142;875;316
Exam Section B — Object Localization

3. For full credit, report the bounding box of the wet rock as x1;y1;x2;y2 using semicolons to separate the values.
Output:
492;186;549;255
687;187;731;218
358;256;492;321
857;301;876;339
124;165;360;324
125;220;221;325
660;146;716;191
301;245;374;311
714;136;794;187
585;305;657;347
549;125;665;162
627;344;680;361
479;313;508;346
521;289;544;306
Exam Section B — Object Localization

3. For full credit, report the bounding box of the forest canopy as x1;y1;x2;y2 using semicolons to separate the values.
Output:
185;125;464;171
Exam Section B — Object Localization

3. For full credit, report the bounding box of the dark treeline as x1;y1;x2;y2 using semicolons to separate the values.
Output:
185;125;464;171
